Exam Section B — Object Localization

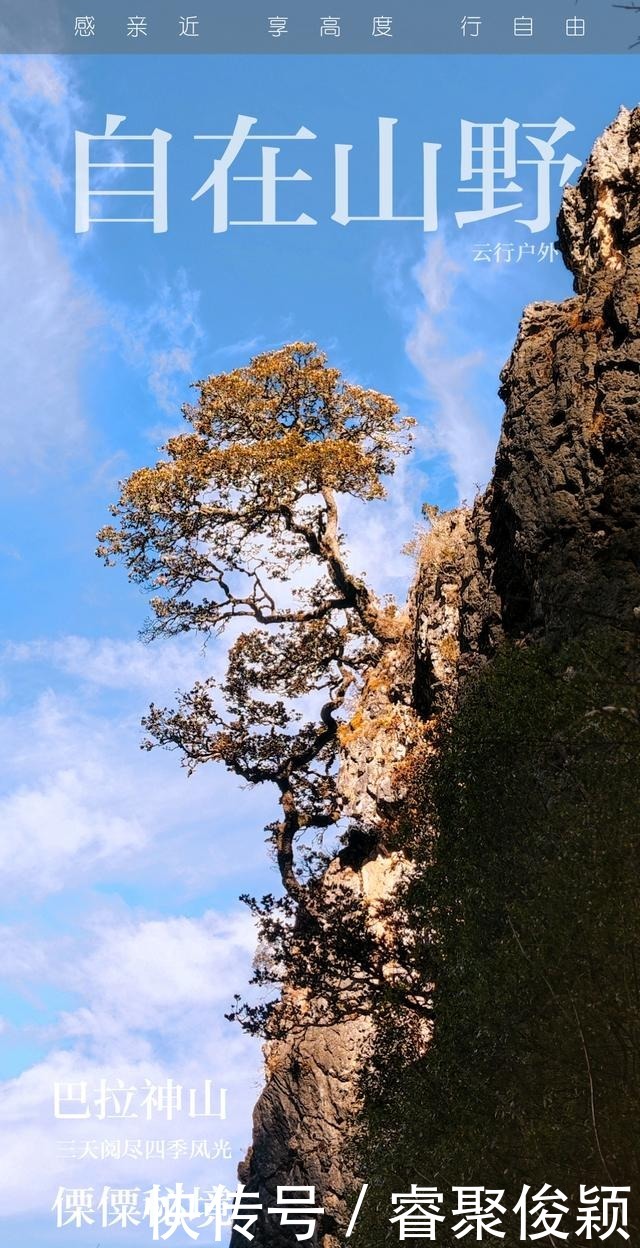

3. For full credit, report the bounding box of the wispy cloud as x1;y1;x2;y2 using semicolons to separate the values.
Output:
0;57;79;203
406;235;498;502
0;58;206;472
212;334;264;361
0;58;102;471
115;269;205;416
335;234;500;601
0;210;101;470
338;451;427;602
3;634;223;694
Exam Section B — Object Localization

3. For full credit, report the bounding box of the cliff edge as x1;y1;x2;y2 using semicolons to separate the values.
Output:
232;105;640;1246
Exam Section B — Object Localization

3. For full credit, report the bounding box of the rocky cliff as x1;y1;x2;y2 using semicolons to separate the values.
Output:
232;105;640;1246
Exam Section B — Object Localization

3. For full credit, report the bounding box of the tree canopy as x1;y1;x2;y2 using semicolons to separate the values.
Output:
98;342;413;903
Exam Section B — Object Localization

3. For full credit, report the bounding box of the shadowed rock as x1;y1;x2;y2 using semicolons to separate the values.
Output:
232;105;640;1248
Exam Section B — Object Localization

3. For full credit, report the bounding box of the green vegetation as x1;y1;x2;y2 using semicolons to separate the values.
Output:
356;625;640;1244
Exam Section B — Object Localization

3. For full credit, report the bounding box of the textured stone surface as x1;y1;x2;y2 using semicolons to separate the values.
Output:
465;105;640;650
338;630;418;824
234;850;411;1248
237;1012;369;1247
232;106;640;1247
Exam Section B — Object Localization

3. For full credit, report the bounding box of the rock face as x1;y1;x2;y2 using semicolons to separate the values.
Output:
233;635;421;1248
461;105;640;654
236;1011;369;1247
232;106;640;1246
235;852;410;1248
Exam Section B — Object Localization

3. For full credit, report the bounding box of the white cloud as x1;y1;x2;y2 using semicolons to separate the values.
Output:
0;59;102;471
0;678;268;897
0;904;262;1217
3;634;223;695
0;58;206;473
61;908;257;1039
338;453;426;601
0;693;148;892
0;927;52;982
0;660;267;1218
0;1039;261;1218
0;632;282;1224
0;771;145;888
0;210;101;471
406;236;498;502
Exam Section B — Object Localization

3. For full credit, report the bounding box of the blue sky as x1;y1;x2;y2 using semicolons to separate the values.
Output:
0;49;638;1247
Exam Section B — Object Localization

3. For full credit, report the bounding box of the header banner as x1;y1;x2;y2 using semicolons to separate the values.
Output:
1;0;639;53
